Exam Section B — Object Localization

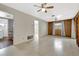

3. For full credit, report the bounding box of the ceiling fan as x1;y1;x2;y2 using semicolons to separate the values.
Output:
34;3;54;13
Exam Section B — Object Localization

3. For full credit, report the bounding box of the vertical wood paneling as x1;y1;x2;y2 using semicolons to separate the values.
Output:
48;22;53;35
74;18;76;35
76;13;79;47
64;20;72;37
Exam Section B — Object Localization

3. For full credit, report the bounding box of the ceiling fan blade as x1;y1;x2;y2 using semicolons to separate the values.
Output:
37;9;41;12
46;6;54;9
45;10;47;13
34;5;41;8
41;3;47;8
41;4;44;8
43;3;47;5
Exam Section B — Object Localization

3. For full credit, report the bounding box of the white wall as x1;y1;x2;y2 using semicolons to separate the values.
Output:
0;4;48;45
39;20;48;37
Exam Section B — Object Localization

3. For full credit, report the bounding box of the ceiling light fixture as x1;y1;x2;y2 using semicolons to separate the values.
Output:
41;8;46;12
34;3;54;13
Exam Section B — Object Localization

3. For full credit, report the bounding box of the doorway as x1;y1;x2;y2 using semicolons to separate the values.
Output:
0;19;13;49
53;22;62;36
33;20;39;46
53;22;65;36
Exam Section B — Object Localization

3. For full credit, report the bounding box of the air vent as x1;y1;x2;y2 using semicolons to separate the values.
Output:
27;35;33;40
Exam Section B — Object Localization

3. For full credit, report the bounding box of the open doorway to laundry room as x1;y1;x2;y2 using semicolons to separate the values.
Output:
0;11;14;49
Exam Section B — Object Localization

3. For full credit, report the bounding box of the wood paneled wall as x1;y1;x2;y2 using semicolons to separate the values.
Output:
74;18;76;34
75;11;79;47
48;22;53;35
64;19;72;37
48;19;72;37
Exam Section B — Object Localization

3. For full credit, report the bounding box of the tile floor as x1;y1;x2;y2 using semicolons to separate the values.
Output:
0;36;79;56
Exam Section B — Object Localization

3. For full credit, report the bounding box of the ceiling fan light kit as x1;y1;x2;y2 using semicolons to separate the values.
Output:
41;8;46;12
34;3;54;13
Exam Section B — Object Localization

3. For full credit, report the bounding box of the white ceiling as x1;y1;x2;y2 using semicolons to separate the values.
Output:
2;3;79;22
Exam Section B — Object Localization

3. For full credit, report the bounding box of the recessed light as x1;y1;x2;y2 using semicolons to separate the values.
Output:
56;15;62;19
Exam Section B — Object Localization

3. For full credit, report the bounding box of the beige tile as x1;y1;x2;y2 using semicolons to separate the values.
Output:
0;36;79;56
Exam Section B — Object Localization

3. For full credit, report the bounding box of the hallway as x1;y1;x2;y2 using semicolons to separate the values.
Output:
0;36;79;56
